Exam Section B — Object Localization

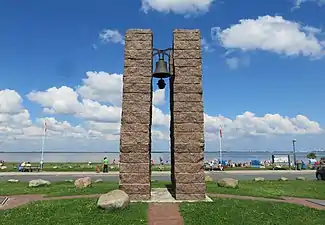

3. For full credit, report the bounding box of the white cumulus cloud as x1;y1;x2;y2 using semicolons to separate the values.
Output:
141;0;216;15
99;29;125;45
213;15;325;58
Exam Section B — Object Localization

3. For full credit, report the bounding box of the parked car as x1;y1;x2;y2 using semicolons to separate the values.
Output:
316;166;325;180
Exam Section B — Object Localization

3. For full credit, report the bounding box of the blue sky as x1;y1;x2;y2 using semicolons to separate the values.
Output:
0;0;325;153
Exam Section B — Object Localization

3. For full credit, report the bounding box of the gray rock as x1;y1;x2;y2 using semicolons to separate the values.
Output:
74;177;92;188
29;179;51;187
97;189;130;210
8;179;19;183
278;177;289;181
253;177;265;182
205;175;213;182
95;179;103;183
296;176;307;180
217;178;239;188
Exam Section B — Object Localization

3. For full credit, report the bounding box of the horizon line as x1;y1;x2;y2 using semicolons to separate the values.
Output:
0;150;321;154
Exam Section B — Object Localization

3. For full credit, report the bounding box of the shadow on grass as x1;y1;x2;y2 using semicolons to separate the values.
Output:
165;183;175;198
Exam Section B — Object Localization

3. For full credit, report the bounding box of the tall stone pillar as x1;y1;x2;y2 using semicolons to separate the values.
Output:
119;29;153;200
171;29;206;200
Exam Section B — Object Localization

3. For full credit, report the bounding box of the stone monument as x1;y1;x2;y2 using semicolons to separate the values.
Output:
119;29;205;200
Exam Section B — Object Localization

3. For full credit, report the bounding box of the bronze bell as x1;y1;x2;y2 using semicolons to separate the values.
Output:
152;59;171;79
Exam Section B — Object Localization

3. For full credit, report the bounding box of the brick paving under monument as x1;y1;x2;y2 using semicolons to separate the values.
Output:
119;29;205;200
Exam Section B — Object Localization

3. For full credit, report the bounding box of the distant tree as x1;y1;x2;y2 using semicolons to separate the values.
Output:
306;152;317;159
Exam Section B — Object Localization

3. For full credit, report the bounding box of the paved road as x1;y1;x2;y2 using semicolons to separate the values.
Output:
0;171;316;182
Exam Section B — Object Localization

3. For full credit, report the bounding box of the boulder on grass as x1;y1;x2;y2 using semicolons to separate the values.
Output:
278;177;288;181
97;189;130;210
296;176;306;180
253;177;265;182
95;179;103;183
205;175;213;182
74;177;92;188
217;178;239;188
29;179;51;187
8;179;19;183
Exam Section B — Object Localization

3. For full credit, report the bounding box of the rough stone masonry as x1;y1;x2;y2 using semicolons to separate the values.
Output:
171;29;206;200
119;29;153;200
119;29;205;200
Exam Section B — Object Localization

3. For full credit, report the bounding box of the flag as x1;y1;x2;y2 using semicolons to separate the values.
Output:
219;126;222;138
44;120;48;133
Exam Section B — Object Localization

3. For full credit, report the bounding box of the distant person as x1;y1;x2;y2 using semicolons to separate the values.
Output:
103;157;108;173
18;163;23;172
159;157;164;165
40;160;44;170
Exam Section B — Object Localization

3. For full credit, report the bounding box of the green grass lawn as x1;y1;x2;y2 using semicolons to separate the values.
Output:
2;197;325;225
207;180;325;199
0;181;169;197
180;198;325;225
0;198;148;225
2;180;325;200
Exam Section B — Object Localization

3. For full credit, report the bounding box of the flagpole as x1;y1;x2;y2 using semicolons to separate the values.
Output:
219;126;222;163
40;120;47;164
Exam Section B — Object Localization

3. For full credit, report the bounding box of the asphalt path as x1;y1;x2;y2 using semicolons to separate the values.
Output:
0;171;316;182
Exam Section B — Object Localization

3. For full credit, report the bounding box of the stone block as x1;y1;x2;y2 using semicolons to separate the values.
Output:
123;67;152;77
175;194;206;200
119;173;150;184
124;49;152;59
173;75;202;84
175;183;206;194
123;83;152;93
174;41;201;50
119;184;150;194
119;163;150;173
174;29;200;33
121;111;151;124
120;153;150;163
126;29;152;34
173;123;204;132
121;102;151;113
175;163;204;173
173;50;201;59
174;30;200;41
119;132;150;145
120;143;150;153
173;59;201;67
125;41;152;50
174;93;202;102
120;123;151;133
173;101;204;112
122;92;152;102
174;153;204;163
174;173;205;183
173;132;204;144
173;143;204;153
174;65;202;76
173;83;202;93
124;59;152;67
173;112;204;123
123;75;152;84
